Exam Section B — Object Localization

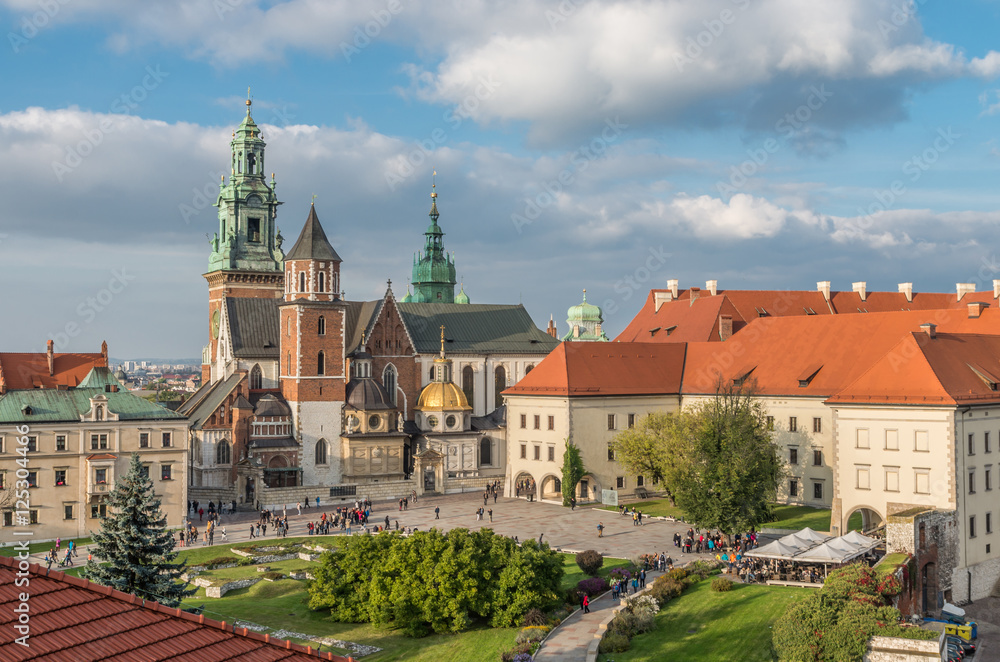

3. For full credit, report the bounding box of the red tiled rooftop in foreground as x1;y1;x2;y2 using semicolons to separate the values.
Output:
0;555;353;662
0;343;107;393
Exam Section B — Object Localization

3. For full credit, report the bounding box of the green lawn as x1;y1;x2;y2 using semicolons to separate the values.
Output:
599;501;864;534
560;553;633;593
177;575;518;661
598;578;808;662
0;536;93;557
601;499;684;519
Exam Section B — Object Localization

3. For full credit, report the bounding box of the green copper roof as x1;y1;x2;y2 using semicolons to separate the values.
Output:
0;370;185;424
455;285;470;305
411;186;456;303
562;290;609;341
396;303;558;354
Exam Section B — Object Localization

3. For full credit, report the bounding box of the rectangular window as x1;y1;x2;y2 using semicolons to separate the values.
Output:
56;435;66;451
520;444;527;459
885;468;899;492
813;482;823;500
789;417;797;432
915;430;929;452
856;467;870;490
987;512;993;535
55;470;67;486
789;479;798;497
548;415;555;431
969;433;976;456
0;473;4;490
95;468;107;484
161;465;172;480
813;450;822;467
915;469;931;494
91;503;107;519
90;434;99;450
813;418;822;433
26;437;37;452
91;434;108;450
628;413;636;429
26;471;37;488
969;470;976;494
139;433;149;448
547;446;555;462
885;429;899;451
162;432;171;448
637;475;645;487
608;444;615;461
520;414;527;429
533;415;540;430
789;448;798;465
64;504;74;520
766;416;774;431
29;510;37;524
856;429;870;449
608;414;616;430
2;512;10;527
986;432;992;453
970;515;977;539
533;446;540;461
616;476;625;489
139;465;150;480
987;467;993;491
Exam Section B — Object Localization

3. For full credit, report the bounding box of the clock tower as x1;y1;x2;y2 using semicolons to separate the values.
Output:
202;93;285;383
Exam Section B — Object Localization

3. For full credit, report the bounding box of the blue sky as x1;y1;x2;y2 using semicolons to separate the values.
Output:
3;0;1000;357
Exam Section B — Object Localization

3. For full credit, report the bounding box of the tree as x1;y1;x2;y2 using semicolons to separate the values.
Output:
668;380;784;535
610;411;693;505
561;440;586;507
83;452;194;607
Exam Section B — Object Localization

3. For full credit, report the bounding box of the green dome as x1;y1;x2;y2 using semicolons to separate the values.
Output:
566;290;602;322
455;285;470;304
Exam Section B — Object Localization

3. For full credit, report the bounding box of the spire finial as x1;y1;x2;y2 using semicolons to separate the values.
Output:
246;86;252;114
582;288;587;302
440;325;446;358
431;170;437;199
311;193;317;205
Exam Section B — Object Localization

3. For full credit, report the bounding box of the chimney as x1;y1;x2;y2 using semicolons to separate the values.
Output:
920;323;936;339
689;287;700;303
898;282;913;303
546;315;558;338
994;280;1000;300
573;325;580;338
706;280;718;296
852;281;867;301
719;314;733;341
667;279;679;299
968;302;989;319
817;281;831;302
654;291;673;312
957;283;976;301
47;339;54;376
101;340;108;364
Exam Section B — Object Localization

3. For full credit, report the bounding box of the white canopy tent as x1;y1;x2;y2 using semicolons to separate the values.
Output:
746;528;881;564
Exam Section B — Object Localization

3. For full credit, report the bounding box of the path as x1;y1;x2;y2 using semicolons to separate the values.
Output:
534;570;663;662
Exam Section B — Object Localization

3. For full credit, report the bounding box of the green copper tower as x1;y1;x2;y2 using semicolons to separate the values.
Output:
410;178;458;303
207;92;284;273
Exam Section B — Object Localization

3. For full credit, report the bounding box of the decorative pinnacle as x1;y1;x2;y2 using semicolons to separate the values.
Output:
431;170;437;199
582;288;587;302
246;86;252;113
311;193;317;205
440;325;446;358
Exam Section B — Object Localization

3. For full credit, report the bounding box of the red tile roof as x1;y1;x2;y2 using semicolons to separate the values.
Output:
0;349;107;393
616;287;998;344
503;341;687;397
0;556;353;662
828;332;1000;405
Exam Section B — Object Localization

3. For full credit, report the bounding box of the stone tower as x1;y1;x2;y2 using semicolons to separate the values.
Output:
410;180;457;303
202;94;285;383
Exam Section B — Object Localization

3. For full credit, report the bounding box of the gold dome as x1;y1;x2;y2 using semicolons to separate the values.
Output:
415;381;471;411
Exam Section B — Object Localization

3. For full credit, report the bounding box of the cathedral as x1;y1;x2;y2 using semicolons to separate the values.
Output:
181;100;558;506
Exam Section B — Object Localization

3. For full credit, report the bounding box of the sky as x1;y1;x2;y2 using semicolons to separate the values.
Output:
3;0;1000;358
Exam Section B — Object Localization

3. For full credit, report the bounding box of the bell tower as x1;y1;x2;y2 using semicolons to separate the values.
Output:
411;175;457;303
202;90;285;383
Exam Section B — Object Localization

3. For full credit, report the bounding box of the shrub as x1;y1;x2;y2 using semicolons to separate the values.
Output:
624;594;660;615
500;642;533;662
711;577;734;592
521;608;547;627
263;571;284;581
577;577;610;596
516;625;550;644
609;566;632;581
649;576;684;606
575;549;604;576
598;631;631;654
203;556;250;569
664;567;688;582
512;654;533;662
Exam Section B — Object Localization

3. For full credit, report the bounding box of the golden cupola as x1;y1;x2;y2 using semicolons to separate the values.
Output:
414;326;471;433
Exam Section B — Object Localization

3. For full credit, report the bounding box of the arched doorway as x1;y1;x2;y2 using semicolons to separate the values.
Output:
576;474;602;503
845;506;884;534
514;471;536;500
921;563;937;614
540;474;562;500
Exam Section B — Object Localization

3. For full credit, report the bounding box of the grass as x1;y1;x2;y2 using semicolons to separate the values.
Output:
599;501;864;534
601;499;685;519
597;578;808;662
0;536;93;557
875;552;909;578
177;573;518;661
561;553;634;593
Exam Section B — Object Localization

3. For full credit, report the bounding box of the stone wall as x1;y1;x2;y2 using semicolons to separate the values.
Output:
206;577;261;598
863;635;941;661
886;507;957;612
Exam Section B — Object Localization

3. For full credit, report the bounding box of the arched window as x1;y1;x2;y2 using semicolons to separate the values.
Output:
462;366;475;406
383;364;397;405
318;316;326;336
315;439;328;465
480;437;492;466
317;351;325;375
494;366;507;409
526;364;535;374
217;440;231;465
286;353;292;375
430;365;435;382
250;364;263;390
318;272;325;293
299;272;306;293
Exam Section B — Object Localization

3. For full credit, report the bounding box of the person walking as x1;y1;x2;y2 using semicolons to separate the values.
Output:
582;594;590;614
488;508;493;523
597;522;604;538
297;502;302;516
570;497;576;511
435;506;440;519
221;527;227;542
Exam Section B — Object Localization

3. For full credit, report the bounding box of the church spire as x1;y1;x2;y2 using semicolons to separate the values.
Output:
410;173;457;303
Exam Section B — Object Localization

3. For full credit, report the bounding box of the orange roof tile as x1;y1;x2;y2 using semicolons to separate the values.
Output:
0;556;352;662
503;341;686;397
0;351;107;392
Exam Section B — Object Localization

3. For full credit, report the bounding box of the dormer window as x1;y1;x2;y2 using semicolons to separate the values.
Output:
21;405;32;416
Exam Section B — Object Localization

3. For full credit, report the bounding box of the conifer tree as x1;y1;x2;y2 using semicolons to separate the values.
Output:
83;452;194;607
